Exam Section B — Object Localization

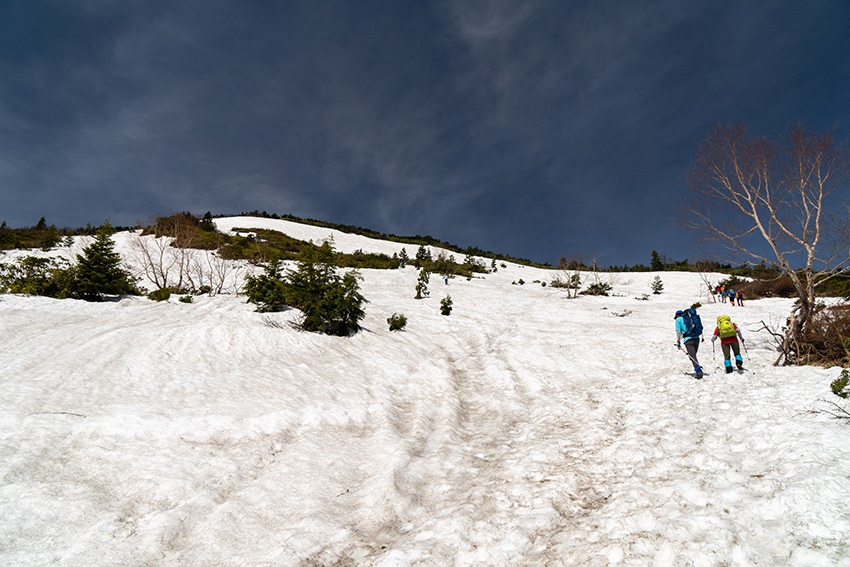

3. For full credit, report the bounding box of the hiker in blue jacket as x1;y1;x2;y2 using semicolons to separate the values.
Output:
675;309;704;378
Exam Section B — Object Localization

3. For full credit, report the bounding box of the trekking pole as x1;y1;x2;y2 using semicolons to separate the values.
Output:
712;342;717;371
741;340;755;375
677;343;700;368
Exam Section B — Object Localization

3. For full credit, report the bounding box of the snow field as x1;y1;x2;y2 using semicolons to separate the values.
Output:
1;217;849;566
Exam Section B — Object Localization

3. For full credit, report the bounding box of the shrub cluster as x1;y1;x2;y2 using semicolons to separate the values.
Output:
0;223;140;301
148;288;173;302
723;275;796;299
583;282;613;296
796;304;850;366
243;242;367;336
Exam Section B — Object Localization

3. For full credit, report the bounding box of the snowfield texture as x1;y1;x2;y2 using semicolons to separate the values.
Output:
1;217;849;567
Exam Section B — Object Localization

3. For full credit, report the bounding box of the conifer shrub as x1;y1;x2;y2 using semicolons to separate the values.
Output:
387;313;407;331
148;288;172;302
179;295;194;304
415;268;430;299
244;243;367;336
583;282;612;296
440;295;453;315
414;245;431;267
0;256;75;298
831;369;850;399
651;275;663;294
0;222;139;301
243;259;290;312
74;222;140;301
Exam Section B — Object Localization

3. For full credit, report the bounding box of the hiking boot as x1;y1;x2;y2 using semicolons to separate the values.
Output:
694;366;703;379
736;361;744;370
725;366;734;374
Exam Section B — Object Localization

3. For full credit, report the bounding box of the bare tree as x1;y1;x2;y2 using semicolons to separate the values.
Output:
694;260;717;302
129;215;204;291
555;256;583;299
129;231;178;290
190;252;245;295
682;122;850;363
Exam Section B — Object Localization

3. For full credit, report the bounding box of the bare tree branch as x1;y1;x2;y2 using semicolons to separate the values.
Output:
680;122;850;364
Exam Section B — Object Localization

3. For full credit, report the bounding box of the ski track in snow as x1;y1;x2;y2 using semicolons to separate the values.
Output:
1;217;849;566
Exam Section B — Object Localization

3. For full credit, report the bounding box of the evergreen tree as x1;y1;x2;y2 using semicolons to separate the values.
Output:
41;225;60;250
414;245;431;267
200;211;217;232
280;242;367;336
74;221;138;301
651;275;664;294
415;267;430;299
440;294;453;315
650;250;664;271
398;248;409;267
243;258;289;312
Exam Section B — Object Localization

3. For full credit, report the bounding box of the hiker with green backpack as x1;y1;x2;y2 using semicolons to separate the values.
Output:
711;315;745;373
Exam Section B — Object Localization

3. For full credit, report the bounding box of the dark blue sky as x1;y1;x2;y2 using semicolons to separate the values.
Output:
2;1;849;266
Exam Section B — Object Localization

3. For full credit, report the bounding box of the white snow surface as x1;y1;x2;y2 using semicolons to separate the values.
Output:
1;217;849;566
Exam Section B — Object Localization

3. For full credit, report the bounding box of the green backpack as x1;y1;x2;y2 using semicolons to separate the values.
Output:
717;315;736;339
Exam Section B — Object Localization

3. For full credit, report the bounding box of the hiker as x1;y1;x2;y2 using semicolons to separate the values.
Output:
714;285;722;301
736;291;744;306
712;315;745;373
720;285;727;302
675;309;704;378
727;289;737;306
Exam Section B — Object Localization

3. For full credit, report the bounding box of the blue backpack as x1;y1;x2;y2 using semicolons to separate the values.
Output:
682;308;703;338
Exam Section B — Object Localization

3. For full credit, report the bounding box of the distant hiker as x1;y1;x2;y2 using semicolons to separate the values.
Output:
714;285;722;300
736;291;744;306
712;315;745;373
720;285;727;302
727;289;737;306
675;308;704;378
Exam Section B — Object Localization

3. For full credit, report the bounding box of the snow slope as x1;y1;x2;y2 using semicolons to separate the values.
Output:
1;217;849;566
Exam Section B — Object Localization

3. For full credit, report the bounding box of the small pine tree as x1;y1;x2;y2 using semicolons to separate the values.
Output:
284;242;367;336
414;245;431;267
440;295;453;315
387;313;407;331
399;248;409;267
74;221;139;301
243;259;289;312
415;268;430;299
199;211;217;232
651;275;664;294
